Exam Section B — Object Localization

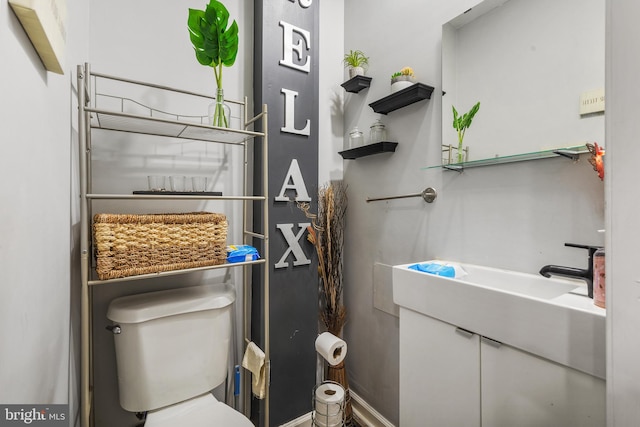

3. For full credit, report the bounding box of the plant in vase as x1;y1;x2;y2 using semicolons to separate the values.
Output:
188;0;238;128
452;101;481;163
343;49;369;78
298;182;352;425
390;66;416;93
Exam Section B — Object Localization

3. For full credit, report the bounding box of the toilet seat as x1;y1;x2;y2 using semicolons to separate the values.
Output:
144;393;253;427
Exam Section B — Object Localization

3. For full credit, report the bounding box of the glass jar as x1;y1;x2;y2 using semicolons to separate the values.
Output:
369;119;387;143
348;127;364;149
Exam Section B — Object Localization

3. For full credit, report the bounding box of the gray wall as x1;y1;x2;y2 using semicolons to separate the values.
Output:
341;0;605;424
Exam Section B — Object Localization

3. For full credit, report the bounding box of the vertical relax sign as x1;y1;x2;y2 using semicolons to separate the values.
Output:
253;1;319;426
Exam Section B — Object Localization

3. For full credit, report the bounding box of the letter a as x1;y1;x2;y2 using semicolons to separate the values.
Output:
275;159;311;202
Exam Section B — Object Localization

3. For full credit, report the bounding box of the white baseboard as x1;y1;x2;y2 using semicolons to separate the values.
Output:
278;391;395;427
351;391;396;427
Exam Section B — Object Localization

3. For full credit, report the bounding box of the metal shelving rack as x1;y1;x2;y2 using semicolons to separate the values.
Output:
76;63;270;427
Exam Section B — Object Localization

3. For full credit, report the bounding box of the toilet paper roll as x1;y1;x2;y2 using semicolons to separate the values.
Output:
315;382;345;427
315;332;347;366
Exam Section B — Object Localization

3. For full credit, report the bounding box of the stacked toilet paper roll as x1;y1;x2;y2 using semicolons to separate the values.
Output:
314;382;345;427
315;332;347;366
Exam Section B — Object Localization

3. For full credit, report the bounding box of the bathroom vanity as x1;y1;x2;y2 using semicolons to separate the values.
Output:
393;261;606;427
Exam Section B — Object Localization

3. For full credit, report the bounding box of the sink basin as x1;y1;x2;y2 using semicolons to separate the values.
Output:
393;260;606;379
450;262;580;299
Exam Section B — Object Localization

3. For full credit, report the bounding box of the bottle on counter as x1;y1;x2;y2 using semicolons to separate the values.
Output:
593;248;605;308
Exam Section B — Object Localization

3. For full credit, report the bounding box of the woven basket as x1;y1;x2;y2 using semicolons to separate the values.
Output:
93;212;227;280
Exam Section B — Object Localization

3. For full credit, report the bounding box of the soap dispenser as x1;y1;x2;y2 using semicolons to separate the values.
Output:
593;248;605;308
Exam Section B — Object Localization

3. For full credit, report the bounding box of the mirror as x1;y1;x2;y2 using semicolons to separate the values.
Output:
440;0;604;166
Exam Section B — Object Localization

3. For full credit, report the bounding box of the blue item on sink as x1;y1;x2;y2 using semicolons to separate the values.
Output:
408;262;456;278
227;245;260;263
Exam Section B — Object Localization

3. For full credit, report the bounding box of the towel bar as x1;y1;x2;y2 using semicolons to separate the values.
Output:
366;187;437;203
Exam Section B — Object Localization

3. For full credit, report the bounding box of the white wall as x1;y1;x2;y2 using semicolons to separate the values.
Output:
606;0;640;424
319;0;345;184
341;0;605;424
0;0;88;424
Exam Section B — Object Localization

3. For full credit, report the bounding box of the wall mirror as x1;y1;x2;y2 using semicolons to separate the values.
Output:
440;0;604;167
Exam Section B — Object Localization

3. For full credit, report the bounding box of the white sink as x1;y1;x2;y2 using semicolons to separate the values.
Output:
393;260;606;379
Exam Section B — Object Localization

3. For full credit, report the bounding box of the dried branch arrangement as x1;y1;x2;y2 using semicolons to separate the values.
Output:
299;181;348;335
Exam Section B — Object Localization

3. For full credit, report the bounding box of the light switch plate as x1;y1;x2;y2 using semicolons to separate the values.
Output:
580;88;605;115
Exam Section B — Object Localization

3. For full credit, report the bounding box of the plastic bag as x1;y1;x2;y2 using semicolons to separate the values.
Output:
226;245;260;263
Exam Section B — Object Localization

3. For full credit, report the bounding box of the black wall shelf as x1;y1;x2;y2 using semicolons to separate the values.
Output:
369;82;434;114
341;75;373;93
339;141;398;159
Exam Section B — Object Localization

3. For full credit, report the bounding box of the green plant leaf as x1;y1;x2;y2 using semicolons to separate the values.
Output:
187;9;205;47
465;102;480;128
452;102;480;131
452;105;460;130
188;0;238;70
205;0;229;32
219;20;239;66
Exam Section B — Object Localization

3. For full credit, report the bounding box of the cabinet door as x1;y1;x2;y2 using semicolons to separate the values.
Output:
399;308;481;427
481;339;606;427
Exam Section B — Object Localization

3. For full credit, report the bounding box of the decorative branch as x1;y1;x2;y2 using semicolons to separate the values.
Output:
298;181;348;334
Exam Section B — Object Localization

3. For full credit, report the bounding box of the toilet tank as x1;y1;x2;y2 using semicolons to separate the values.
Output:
106;283;235;412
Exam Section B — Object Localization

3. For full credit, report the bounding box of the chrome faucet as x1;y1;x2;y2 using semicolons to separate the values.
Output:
539;243;601;298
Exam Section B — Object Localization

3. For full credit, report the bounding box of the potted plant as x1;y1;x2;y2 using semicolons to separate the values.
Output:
188;0;239;128
343;50;369;78
390;66;416;93
452;101;481;163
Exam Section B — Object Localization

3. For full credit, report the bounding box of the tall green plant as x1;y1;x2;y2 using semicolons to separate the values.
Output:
188;0;238;126
452;101;481;163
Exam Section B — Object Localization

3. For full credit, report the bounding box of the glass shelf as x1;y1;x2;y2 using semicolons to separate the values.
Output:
423;145;589;171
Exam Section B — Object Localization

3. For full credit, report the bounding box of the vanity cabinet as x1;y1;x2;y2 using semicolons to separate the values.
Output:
399;308;480;427
399;307;606;427
481;338;605;427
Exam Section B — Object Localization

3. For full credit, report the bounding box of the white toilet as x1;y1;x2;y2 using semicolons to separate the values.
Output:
106;283;254;426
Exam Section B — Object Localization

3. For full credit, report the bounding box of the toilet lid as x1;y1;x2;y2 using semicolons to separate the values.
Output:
144;393;253;427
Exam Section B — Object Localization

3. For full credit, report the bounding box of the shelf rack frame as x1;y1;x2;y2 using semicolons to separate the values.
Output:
77;63;270;427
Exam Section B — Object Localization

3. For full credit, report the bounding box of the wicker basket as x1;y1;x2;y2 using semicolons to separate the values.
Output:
93;212;228;280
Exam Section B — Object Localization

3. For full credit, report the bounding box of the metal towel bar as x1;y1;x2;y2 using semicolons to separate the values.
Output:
366;187;437;203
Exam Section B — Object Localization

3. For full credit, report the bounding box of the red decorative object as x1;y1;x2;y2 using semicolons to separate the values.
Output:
587;142;605;180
